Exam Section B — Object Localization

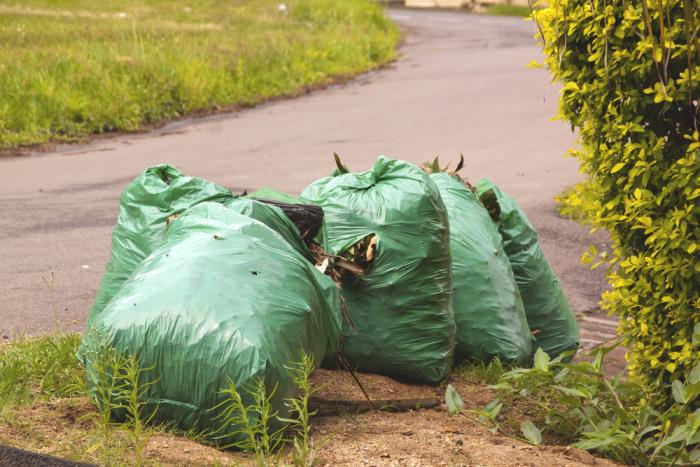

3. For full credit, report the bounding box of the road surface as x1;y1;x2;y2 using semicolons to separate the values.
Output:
0;8;610;339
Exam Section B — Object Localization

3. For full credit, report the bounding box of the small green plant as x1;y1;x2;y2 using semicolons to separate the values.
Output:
212;377;286;466
211;352;322;466
479;347;700;465
85;340;131;447
444;381;532;446
281;351;319;467
117;355;160;467
82;338;160;466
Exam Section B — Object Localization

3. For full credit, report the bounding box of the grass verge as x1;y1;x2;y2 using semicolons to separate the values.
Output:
0;0;400;150
485;4;534;17
0;333;84;410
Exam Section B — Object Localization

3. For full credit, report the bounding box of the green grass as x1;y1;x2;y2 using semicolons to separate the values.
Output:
456;358;510;385
0;0;400;149
0;333;85;410
485;4;534;17
0;334;320;465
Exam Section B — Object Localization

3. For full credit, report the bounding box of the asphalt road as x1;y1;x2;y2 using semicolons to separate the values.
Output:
0;8;609;338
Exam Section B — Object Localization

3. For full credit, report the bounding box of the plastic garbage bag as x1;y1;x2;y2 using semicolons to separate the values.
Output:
302;156;455;384
475;179;579;359
80;202;341;442
87;165;232;327
430;173;532;364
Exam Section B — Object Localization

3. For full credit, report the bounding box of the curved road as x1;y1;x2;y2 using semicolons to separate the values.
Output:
0;8;609;339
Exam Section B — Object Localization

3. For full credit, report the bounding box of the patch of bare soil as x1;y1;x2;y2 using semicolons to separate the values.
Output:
310;371;617;467
0;371;620;466
312;368;440;400
145;434;244;466
312;409;612;467
0;397;242;466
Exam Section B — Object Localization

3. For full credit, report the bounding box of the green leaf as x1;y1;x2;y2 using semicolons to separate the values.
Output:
483;399;503;420
610;162;626;173
690;448;700;464
638;424;661;438
655;425;689;451
489;382;514;391
689;364;700;385
520;420;542;445
533;348;550;372
684;381;700;403
445;384;464;415
672;380;686;404
591;349;605;372
553;385;592;399
430;156;441;173
574;434;621;451
553;367;570;383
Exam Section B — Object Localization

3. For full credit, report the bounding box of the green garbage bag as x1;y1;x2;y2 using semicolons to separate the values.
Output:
248;188;305;205
87;165;233;327
80;202;341;442
302;156;455;384
246;189;325;245
224;196;311;260
430;173;532;364
475;179;579;359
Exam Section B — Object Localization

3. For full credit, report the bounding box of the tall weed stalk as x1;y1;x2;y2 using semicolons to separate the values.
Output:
83;338;159;466
281;351;318;467
213;351;320;466
212;377;286;466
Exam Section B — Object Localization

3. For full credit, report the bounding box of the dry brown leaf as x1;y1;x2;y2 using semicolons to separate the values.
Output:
316;257;330;274
365;235;378;262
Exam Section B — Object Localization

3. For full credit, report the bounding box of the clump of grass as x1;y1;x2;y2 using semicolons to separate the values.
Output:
0;0;400;149
0;333;85;410
456;358;510;385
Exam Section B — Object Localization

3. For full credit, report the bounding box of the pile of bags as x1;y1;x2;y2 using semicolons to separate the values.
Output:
79;157;579;442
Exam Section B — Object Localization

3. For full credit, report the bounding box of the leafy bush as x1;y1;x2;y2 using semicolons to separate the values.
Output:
534;0;699;404
481;348;700;465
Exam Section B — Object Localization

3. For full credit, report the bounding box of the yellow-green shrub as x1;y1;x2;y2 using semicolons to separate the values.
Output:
534;0;699;403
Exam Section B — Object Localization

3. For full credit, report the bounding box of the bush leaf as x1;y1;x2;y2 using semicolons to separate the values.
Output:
533;348;550;372
520;420;542;445
672;380;686;404
445;384;464;415
689;364;700;385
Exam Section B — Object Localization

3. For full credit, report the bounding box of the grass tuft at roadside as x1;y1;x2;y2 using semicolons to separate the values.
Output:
485;4;535;17
0;333;84;411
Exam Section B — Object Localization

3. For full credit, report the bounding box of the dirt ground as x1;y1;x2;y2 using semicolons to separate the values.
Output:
0;368;619;466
